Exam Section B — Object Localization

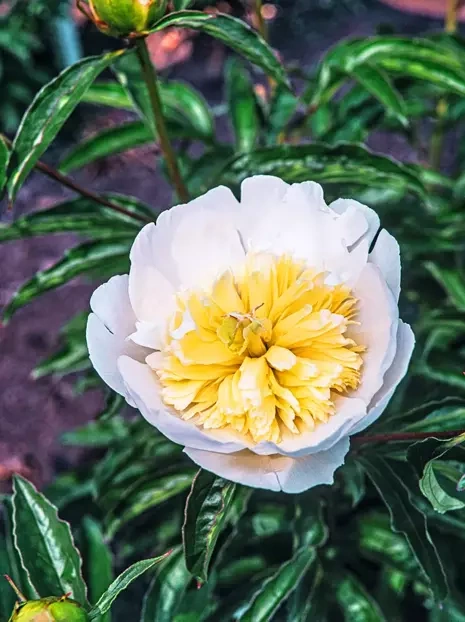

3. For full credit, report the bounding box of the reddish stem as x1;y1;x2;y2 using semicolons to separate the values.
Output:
353;428;465;445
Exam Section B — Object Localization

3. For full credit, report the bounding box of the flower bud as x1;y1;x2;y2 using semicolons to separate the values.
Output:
9;596;89;622
84;0;167;38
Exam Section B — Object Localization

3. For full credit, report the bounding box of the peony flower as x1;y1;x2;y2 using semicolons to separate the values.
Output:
87;176;414;493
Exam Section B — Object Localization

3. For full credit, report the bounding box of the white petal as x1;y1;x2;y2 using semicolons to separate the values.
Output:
170;197;244;290
349;263;399;404
117;356;246;453
129;223;177;345
330;197;380;247
184;436;350;493
369;229;401;302
251;396;367;457
238;180;370;285
87;275;147;401
349;320;415;435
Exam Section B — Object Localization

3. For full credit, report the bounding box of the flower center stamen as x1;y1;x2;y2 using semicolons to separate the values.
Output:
149;253;365;444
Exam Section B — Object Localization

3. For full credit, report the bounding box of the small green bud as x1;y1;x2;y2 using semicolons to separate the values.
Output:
9;596;89;622
80;0;167;38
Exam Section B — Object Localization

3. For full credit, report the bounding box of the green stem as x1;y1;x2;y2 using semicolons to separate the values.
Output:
135;37;189;203
254;0;267;42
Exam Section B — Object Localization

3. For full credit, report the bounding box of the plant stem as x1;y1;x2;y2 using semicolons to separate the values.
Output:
429;0;459;169
254;0;267;42
135;37;189;203
4;575;26;602
1;135;150;224
353;428;465;446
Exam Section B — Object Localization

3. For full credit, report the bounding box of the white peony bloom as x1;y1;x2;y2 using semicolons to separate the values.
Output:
87;176;414;493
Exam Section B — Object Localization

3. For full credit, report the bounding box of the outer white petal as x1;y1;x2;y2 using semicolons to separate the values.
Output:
350;263;399;404
250;396;366;457
369;229;401;302
118;356;247;453
238;179;370;285
349;320;415;435
184;437;350;493
86;275;146;402
329;197;380;248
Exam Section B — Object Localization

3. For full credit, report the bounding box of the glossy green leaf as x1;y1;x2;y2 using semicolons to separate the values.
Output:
267;85;299;145
0;533;16;616
0;194;152;244
3;238;131;322
183;470;236;582
425;262;465;311
113;53;214;142
336;573;386;621
59;122;153;174
88;552;171;619
349;64;408;127
358;513;419;577
141;547;191;622
82;517;113;622
286;560;324;622
7;50;124;202
173;0;194;8
219;143;428;203
82;81;133;109
293;496;328;550
225;57;259;152
239;547;317;622
149;11;290;90
358;455;448;602
63;418;128;450
106;468;194;539
0;135;9;194
12;475;87;603
3;498;39;601
310;36;465;107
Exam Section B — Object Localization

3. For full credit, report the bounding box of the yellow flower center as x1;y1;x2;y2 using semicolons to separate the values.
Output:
150;253;364;444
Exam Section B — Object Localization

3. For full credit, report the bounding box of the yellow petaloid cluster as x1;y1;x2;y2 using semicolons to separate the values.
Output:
149;253;364;444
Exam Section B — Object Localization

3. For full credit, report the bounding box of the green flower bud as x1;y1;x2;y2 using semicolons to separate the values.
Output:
9;596;89;622
85;0;167;38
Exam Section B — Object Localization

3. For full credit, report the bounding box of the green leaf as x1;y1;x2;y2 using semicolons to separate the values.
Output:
408;437;465;514
58;122;153;174
267;85;299;145
149;11;290;90
173;0;194;8
113;53;215;142
425;262;465;311
358;455;448;602
2;498;39;601
7;50;124;202
0;134;9;194
225;57;259;152
105;468;194;539
141;547;191;622
349;64;408;127
3;238;131;322
0;194;152;244
336;573;386;621
63;419;128;450
12;475;87;603
286;560;325;622
82;82;133;109
218;143;428;203
239;547;317;622
182;470;236;583
82;517;113;622
88;552;171;620
293;495;328;550
0;532;16;617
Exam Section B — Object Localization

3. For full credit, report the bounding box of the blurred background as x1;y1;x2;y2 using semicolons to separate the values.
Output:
0;0;458;490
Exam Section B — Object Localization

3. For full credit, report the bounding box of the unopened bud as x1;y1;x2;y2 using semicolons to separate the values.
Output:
79;0;167;38
9;596;89;622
